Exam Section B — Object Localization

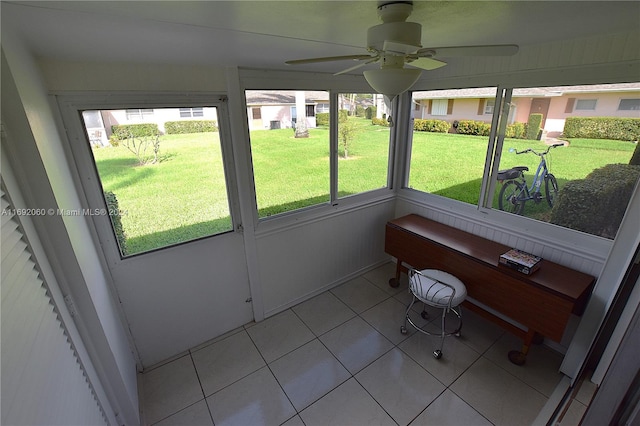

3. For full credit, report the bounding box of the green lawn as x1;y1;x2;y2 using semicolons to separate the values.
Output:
92;121;636;255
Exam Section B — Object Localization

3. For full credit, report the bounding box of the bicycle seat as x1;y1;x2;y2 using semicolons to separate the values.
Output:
497;166;528;180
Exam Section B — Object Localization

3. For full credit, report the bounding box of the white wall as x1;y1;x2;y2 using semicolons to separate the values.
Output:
256;200;395;316
1;41;139;426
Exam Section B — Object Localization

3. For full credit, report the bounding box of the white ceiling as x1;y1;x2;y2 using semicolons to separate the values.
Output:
2;1;639;76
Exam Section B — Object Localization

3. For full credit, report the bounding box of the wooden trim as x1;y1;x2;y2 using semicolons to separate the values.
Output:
447;99;454;115
427;100;432;115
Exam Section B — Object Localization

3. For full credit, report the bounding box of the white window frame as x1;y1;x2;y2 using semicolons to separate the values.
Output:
179;107;204;118
431;99;448;116
56;93;240;261
125;108;154;120
618;98;640;111
485;99;495;114
575;99;598;110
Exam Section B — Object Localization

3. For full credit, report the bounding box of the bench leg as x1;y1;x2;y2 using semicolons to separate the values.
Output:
508;329;538;366
389;261;403;288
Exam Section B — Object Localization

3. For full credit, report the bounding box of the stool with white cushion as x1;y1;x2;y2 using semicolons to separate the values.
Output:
400;268;467;359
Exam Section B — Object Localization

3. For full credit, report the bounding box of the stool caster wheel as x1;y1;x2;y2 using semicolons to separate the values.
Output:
420;311;429;320
433;350;442;360
455;332;461;337
400;326;408;335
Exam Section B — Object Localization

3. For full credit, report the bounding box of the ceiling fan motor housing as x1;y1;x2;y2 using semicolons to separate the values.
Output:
367;21;422;54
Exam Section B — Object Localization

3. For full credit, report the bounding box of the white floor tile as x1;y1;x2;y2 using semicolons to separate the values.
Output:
191;331;265;396
292;291;356;336
153;400;213;426
399;326;481;386
320;316;394;374
141;355;203;425
299;378;396;426
361;296;428;345
330;276;389;313
356;348;446;425
411;389;492;426
207;366;296;426
245;309;315;363
451;357;548;426
363;262;408;296
484;332;564;397
270;339;351;411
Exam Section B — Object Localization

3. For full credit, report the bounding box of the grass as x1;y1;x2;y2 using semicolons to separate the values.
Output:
92;120;637;255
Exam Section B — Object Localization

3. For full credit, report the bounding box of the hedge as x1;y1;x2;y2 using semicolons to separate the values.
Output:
316;112;329;126
111;123;160;140
456;120;491;136
526;113;543;140
164;120;218;134
563;117;640;141
506;122;526;139
372;117;390;127
413;119;450;133
365;106;377;120
104;191;127;255
550;163;640;239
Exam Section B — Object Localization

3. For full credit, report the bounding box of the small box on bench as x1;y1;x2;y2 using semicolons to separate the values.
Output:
499;249;542;275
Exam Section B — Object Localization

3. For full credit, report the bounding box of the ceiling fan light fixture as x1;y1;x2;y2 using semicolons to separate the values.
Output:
363;67;422;97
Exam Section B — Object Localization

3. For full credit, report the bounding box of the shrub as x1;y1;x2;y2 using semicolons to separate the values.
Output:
456;120;491;136
111;123;159;140
505;122;526;139
526;113;543;140
355;105;366;118
339;109;349;122
413;119;450;133
365;106;376;120
111;124;161;165
563;117;640;141
550;163;640;239
164;120;218;134
104;191;127;255
316;112;329;126
372;117;389;127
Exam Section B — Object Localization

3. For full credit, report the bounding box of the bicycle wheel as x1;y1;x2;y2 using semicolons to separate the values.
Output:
499;180;525;214
545;173;559;208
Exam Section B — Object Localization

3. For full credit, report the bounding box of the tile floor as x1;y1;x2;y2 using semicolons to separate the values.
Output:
139;262;569;426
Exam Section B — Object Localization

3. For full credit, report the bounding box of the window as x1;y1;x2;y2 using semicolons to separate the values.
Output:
316;103;330;113
337;93;390;198
252;107;262;119
179;107;204;118
125;108;154;120
246;90;391;218
247;90;331;217
431;99;448;116
485;100;495;114
408;88;497;205
575;99;597;110
306;105;315;117
619;99;640;110
406;84;639;240
81;105;232;256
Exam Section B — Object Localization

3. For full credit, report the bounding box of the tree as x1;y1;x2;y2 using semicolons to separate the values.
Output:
338;111;359;158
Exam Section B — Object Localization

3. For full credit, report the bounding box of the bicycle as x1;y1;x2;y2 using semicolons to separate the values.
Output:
497;143;564;215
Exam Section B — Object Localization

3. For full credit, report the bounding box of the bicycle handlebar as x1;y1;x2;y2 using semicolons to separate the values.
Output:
511;142;564;156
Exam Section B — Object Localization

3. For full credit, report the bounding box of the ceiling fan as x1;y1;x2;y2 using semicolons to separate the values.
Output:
286;1;519;97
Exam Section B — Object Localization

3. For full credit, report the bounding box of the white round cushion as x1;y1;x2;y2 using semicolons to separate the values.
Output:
410;269;467;308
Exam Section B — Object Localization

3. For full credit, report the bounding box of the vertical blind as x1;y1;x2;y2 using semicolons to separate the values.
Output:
1;184;107;426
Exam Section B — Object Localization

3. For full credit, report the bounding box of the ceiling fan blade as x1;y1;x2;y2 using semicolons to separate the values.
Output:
334;56;380;75
383;40;422;55
417;44;519;58
406;57;447;71
286;54;373;65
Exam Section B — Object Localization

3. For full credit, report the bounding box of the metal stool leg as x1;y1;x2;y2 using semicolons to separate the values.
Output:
400;295;417;335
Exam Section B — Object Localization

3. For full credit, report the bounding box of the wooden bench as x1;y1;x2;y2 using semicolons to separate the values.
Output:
385;214;595;365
